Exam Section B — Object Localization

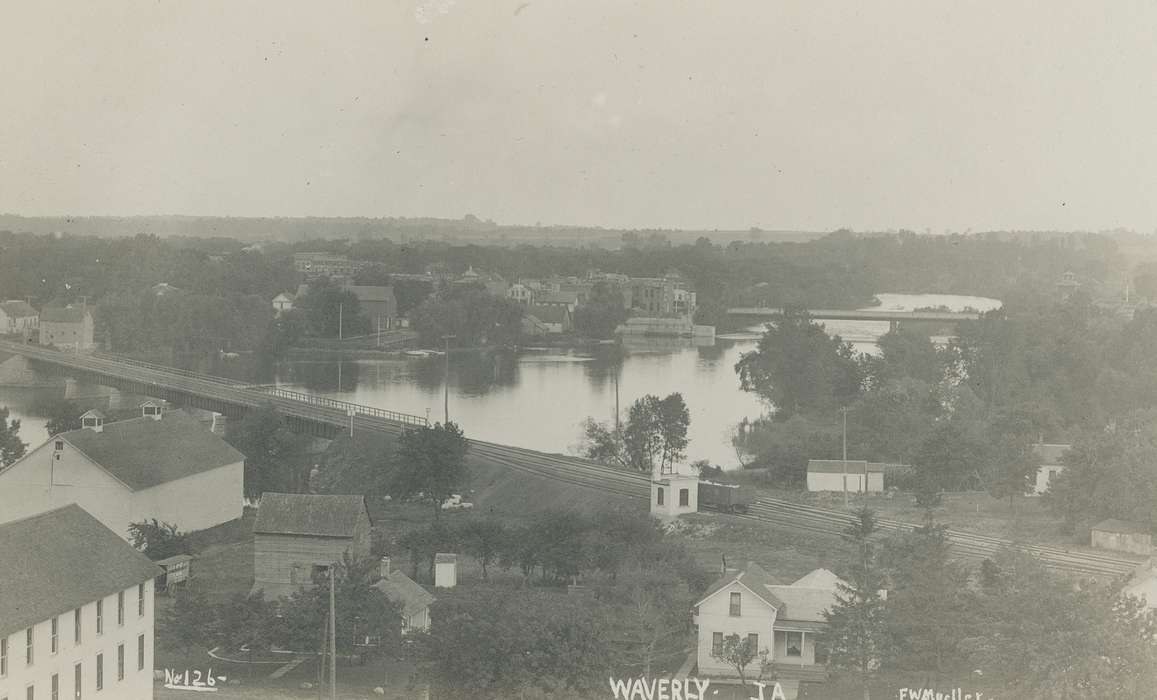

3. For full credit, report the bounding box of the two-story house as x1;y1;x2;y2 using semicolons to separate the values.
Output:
694;562;845;697
0;505;161;700
251;493;372;600
0;300;38;336
0;402;245;536
38;306;94;351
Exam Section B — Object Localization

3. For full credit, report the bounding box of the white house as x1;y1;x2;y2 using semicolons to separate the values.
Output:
39;305;94;351
0;403;245;537
374;557;435;633
0;300;38;335
694;562;843;696
0;504;161;700
272;292;295;315
806;460;884;493
1031;443;1069;496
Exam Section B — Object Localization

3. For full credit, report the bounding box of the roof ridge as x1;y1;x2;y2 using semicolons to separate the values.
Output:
0;503;80;529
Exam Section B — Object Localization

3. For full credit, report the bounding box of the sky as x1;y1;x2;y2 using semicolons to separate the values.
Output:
2;1;1157;232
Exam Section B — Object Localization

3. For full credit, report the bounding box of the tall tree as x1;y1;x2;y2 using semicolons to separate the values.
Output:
579;393;690;474
456;517;506;581
0;407;26;467
225;403;313;500
391;421;470;520
735;309;863;418
823;508;890;700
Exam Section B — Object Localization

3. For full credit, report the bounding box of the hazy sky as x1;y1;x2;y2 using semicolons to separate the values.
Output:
3;1;1157;231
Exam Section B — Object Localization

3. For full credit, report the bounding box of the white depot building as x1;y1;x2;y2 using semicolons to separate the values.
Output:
0;505;161;700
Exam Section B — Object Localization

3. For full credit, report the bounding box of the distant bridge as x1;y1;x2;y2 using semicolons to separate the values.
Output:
726;307;982;331
0;340;652;500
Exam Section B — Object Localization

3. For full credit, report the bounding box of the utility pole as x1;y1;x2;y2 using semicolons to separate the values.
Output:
329;564;337;700
613;366;621;432
842;406;849;509
338;303;344;341
442;335;456;424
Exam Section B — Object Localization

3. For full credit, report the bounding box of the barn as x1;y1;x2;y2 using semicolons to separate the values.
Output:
251;493;372;600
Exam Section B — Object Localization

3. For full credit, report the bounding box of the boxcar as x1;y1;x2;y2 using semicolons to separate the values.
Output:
698;480;753;513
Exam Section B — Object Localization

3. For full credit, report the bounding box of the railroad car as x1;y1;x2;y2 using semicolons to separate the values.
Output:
698;480;752;513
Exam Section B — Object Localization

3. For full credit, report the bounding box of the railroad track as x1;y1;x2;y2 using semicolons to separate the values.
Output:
738;497;1142;577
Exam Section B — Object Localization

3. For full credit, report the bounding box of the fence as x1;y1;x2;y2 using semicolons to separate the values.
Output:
250;386;428;427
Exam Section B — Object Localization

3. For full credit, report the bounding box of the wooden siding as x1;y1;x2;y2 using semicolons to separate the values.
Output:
253;530;371;591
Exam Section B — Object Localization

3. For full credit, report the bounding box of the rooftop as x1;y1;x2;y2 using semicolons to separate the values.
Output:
0;505;160;637
48;410;244;491
807;459;884;474
344;285;395;303
375;571;435;618
697;563;846;623
0;300;37;318
1093;519;1152;536
527;305;570;324
254;493;369;538
1032;443;1071;466
41;305;91;323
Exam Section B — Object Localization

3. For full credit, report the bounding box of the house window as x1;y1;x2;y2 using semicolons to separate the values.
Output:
74;609;81;644
785;631;802;657
95;654;103;691
137;635;145;671
117;592;124;626
138;584;145;617
656;488;664;506
74;663;82;700
54;440;64;451
729;592;741;616
25;686;33;700
711;632;723;656
25;627;33;666
51;617;58;654
116;645;124;681
747;633;758;652
51;674;58;700
95;601;103;635
679;488;689;506
1;636;7;676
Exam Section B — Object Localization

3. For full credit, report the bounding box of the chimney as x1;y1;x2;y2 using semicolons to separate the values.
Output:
380;556;391;579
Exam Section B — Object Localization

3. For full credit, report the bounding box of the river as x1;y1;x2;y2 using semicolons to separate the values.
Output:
0;293;1001;467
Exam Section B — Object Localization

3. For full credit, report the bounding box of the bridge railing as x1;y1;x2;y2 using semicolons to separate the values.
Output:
249;386;429;428
88;352;244;387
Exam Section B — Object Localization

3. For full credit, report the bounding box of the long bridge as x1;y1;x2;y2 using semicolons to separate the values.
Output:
0;339;652;500
727;307;982;331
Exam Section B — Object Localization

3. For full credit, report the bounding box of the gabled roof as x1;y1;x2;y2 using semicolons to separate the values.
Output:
807;459;883;474
272;292;295;302
79;408;107;420
791;568;842;589
0;300;37;318
254;493;369;538
696;561;784;611
766;585;841;623
1093;519;1152;536
0;505;161;637
41;305;91;323
1032;443;1071;466
434;553;456;564
375;571;435;618
50;410;244;491
527;305;570;324
538;291;579;305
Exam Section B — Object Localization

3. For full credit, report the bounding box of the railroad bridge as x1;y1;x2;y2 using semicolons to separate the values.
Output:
726;307;982;332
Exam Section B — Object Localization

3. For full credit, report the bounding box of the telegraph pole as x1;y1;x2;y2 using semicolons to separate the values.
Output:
442;335;456;424
842;406;849;509
338;303;344;341
329;565;337;700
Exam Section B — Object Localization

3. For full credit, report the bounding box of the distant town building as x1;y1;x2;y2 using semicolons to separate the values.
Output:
1091;519;1153;556
272;292;295;315
536;291;580;313
806;460;885;493
251;493;372;600
294;252;369;277
0;403;245;536
344;285;399;330
1057;270;1082;301
1031;443;1070;496
506;283;537;306
522;305;573;335
0;300;38;335
694;562;842;692
39;305;94;351
374;557;435;633
0;504;161;700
